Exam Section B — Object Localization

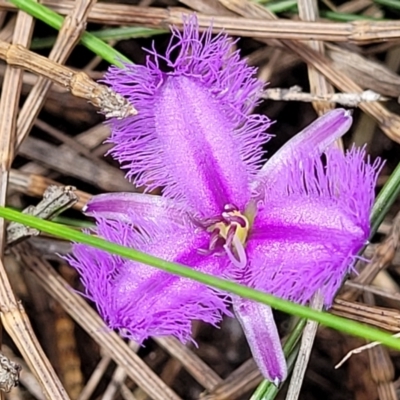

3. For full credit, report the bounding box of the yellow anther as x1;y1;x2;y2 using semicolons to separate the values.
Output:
214;210;250;246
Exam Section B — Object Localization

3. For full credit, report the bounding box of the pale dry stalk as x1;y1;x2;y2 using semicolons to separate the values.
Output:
298;0;334;115
0;7;68;400
155;336;223;391
363;292;397;400
262;87;385;106
14;242;182;400
19;123;110;181
218;0;400;143
16;0;98;149
286;292;324;400
0;40;136;119
2;1;400;43
8;169;91;211
332;299;400;332
77;355;111;400
201;359;262;400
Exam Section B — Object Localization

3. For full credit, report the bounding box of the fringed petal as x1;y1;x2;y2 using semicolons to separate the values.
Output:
233;298;287;384
252;109;352;200
66;218;231;344
102;15;270;217
245;146;383;306
83;192;189;231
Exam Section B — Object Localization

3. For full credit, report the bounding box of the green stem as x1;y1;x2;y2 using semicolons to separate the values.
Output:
1;206;400;350
373;0;400;11
31;27;167;50
371;162;400;234
9;0;131;65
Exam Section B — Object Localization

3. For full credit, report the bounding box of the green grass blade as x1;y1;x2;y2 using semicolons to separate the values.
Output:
0;206;400;351
9;0;131;65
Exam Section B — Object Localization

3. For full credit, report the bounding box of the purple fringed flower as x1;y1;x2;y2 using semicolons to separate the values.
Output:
67;16;383;385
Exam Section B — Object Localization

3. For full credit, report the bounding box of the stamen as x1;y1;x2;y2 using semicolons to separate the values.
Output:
201;206;250;267
223;235;247;268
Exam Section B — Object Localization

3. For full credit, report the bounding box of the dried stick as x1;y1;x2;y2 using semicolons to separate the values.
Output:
336;332;400;369
155;336;223;391
18;123;109;182
202;359;262;400
9;169;91;211
286;293;324;400
298;0;334;115
18;136;133;192
0;40;135;119
364;292;397;400
77;355;111;400
218;0;400;143
262;86;385;106
0;7;68;400
16;0;98;149
332;299;400;332
2;1;400;44
102;341;139;400
14;243;182;400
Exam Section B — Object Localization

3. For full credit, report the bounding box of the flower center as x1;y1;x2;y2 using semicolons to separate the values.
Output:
205;204;251;268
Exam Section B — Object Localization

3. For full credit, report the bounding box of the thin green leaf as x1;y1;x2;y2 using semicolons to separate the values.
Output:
0;206;400;351
9;0;131;65
31;27;167;50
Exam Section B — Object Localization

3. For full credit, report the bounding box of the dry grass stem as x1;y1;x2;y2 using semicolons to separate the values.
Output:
219;0;400;143
0;7;68;400
327;44;400;98
202;359;262;400
155;336;223;391
298;0;334;115
286;292;324;400
363;292;397;400
263;86;386;106
15;0;98;149
7;186;77;245
2;1;400;43
332;299;400;332
0;40;136;119
14;242;182;400
76;355;111;400
18;136;133;192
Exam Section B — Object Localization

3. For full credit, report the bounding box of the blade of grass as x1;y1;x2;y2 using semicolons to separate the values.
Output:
373;0;400;11
31;26;167;50
9;0;131;65
371;162;400;234
1;207;400;351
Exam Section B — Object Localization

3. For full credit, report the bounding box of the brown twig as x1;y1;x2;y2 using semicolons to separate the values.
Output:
15;0;98;149
218;0;400;144
14;242;182;400
298;0;334;115
364;292;397;400
1;1;400;44
0;40;136;119
262;86;386;106
0;7;69;400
